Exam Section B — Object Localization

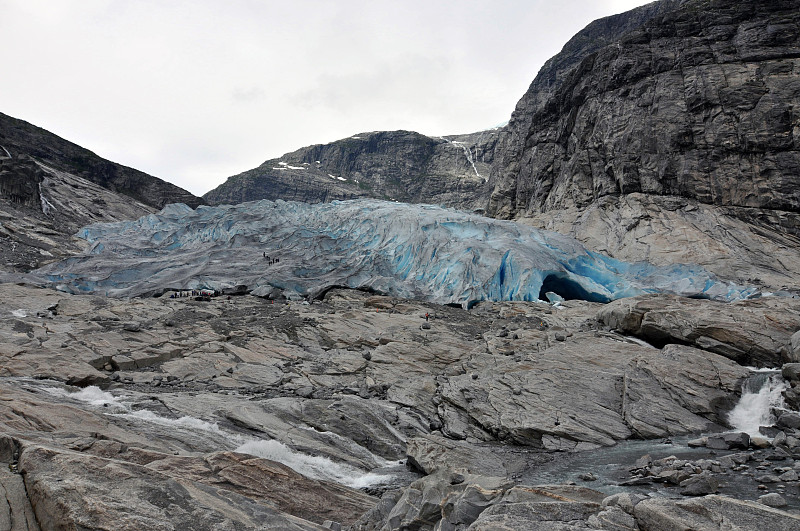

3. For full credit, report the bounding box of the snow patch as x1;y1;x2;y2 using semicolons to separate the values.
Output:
11;309;27;318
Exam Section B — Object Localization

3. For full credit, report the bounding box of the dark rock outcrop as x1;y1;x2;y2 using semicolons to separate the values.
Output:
0;158;44;208
204;129;497;212
480;0;800;294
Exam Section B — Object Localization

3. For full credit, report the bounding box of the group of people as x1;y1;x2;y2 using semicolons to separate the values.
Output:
169;289;217;299
263;252;280;265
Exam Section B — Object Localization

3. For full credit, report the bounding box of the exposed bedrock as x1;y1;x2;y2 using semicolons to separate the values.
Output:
351;473;800;531
599;293;800;367
518;193;800;294
3;280;800;527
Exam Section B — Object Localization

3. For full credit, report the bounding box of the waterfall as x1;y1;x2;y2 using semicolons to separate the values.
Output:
728;370;787;437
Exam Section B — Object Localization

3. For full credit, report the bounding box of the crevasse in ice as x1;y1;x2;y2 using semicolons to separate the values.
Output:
36;199;757;304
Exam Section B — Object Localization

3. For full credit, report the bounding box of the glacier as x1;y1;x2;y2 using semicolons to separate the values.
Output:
34;199;758;304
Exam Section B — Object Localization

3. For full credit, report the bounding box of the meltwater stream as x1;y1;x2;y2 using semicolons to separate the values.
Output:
519;368;800;509
728;369;787;437
38;383;404;490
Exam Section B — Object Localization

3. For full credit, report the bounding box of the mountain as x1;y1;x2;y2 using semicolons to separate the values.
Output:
6;1;800;529
0;112;204;271
486;0;800;290
204;129;498;213
203;0;800;294
0;112;204;209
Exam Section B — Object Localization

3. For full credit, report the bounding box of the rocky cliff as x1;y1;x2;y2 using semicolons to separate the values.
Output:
204;129;497;213
485;0;800;292
488;0;800;217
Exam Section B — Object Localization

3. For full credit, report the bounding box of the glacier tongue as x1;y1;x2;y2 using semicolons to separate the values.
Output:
35;199;757;304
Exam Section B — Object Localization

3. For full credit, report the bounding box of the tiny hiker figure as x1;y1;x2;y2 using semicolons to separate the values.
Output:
425;312;429;321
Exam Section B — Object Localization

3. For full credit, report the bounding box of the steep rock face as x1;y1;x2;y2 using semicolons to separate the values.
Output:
488;0;800;220
0;112;204;209
518;193;800;291
0;158;44;208
204;129;497;212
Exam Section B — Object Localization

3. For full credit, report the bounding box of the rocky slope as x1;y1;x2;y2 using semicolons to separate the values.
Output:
204;129;497;213
486;0;800;291
0;112;204;210
0;113;204;272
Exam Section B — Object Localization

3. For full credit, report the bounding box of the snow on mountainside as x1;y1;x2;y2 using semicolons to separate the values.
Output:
35;199;756;304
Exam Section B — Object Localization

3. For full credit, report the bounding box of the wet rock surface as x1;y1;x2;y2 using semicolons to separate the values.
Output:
2;283;800;528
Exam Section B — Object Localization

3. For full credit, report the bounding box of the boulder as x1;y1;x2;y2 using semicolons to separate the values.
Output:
705;435;729;450
782;362;800;382
723;432;751;450
791;331;800;362
777;412;800;430
759;493;788;508
679;473;719;496
751;436;771;449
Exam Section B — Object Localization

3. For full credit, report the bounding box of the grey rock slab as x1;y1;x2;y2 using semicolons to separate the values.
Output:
406;434;509;476
19;444;362;530
0;466;40;531
587;506;639;531
598;294;800;366
634;495;800;531
466;485;604;531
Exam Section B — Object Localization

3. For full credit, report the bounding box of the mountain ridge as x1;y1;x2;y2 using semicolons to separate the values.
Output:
203;128;498;212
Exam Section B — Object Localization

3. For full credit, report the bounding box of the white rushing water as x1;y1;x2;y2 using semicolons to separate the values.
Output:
235;439;394;489
42;385;395;488
728;370;787;437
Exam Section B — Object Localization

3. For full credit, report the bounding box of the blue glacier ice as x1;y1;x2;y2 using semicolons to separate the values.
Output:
34;199;758;304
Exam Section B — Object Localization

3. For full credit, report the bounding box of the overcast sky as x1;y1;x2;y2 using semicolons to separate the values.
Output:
2;0;654;196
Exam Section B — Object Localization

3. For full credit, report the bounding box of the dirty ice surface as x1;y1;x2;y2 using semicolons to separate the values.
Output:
36;199;757;304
